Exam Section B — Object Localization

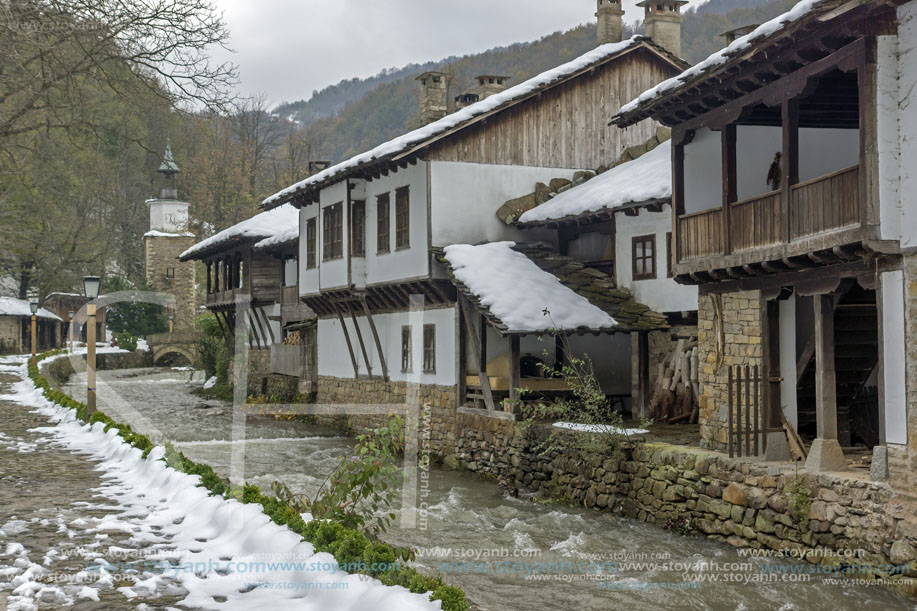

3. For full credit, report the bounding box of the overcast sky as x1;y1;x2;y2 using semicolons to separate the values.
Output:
212;0;705;107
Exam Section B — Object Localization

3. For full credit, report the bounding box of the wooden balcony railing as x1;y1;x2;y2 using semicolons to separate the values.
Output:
790;165;859;240
678;208;723;260
677;164;861;263
729;191;782;252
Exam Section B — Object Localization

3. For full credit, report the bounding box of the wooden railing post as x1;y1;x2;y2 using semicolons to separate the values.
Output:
782;99;800;243
722;123;737;255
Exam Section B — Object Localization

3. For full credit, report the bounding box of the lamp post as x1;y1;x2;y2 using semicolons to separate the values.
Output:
68;311;74;353
29;301;38;358
83;276;101;416
168;313;174;334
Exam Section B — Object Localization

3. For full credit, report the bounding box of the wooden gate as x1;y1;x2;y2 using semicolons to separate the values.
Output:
727;365;763;458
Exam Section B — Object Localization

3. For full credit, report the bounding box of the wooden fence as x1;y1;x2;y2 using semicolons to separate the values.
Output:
727;365;762;458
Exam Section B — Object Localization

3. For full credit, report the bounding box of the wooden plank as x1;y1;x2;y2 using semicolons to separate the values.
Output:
334;304;360;378
815;294;838;440
728;366;734;458
458;293;496;411
782;98;799;244
722;123;737;255
348;307;373;379
508;335;521;409
859;42;880;228
361;300;389;381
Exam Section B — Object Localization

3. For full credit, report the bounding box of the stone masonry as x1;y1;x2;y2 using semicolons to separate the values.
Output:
455;411;917;576
144;235;197;331
316;376;458;458
697;290;764;451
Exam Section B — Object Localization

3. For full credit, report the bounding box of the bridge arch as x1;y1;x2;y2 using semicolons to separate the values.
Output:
153;348;195;367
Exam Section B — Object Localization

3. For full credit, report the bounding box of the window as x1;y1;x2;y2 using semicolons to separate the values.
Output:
236;257;244;289
377;193;390;254
401;326;412;372
323;203;343;260
206;262;212;293
395;186;410;250
165;267;175;279
283;257;297;287
632;235;656;280
306;218;317;269
666;232;673;278
422;324;435;373
351;200;365;257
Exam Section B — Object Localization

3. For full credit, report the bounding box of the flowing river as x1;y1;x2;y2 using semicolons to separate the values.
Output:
63;367;915;611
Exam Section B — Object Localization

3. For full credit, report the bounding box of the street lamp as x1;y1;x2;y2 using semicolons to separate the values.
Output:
83;275;100;416
168;313;174;334
68;311;74;353
29;301;38;358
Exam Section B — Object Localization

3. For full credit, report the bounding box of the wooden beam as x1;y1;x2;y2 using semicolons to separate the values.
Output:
508;335;521;408
334;304;360;378
348;306;374;379
673;143;685;264
361;299;389;381
814;294;838;440
635;331;650;420
722;122;737;255
859;40;880;228
458;293;496;411
782;97;800;243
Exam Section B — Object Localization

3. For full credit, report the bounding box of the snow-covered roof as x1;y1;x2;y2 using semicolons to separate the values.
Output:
180;204;299;260
263;36;683;209
615;0;822;122
518;143;671;224
144;230;195;239
0;297;62;321
442;242;617;334
254;225;299;251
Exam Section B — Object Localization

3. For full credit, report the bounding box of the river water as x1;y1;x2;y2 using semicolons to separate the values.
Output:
63;367;915;611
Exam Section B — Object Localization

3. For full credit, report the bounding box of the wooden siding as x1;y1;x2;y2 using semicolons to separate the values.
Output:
790;165;859;240
250;253;281;303
271;343;301;377
424;49;677;170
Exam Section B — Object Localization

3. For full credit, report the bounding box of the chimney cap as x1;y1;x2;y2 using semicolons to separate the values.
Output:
416;71;447;82
720;24;759;43
636;0;688;7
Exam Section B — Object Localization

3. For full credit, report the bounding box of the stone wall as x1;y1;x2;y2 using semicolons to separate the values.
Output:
0;316;21;354
455;410;917;573
144;235;197;331
316;375;457;458
902;254;917;479
697;291;764;451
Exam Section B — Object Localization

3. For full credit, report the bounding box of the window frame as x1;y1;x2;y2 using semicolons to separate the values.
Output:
351;199;366;257
306;218;317;269
632;234;657;281
666;231;673;278
395;186;410;250
322;202;343;261
401;325;412;373
376;193;390;254
422;324;436;374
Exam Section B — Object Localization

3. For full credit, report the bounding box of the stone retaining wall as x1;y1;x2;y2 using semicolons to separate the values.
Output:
316;376;457;458
455;410;917;574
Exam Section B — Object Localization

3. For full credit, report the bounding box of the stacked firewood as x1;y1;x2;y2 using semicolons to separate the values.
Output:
649;337;700;424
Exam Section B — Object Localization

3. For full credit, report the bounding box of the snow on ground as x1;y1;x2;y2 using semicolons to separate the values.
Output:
552;422;649;436
442;242;616;333
519;143;671;223
0;356;440;611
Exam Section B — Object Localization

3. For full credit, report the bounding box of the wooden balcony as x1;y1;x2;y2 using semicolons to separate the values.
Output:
677;165;865;272
205;289;243;307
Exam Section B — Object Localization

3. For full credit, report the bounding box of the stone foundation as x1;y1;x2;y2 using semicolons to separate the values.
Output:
455;410;917;575
697;291;764;451
316;375;458;458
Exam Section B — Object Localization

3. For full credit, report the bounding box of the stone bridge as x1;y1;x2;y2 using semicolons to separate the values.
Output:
147;331;200;367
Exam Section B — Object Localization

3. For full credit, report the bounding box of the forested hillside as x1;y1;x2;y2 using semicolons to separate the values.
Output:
282;0;798;164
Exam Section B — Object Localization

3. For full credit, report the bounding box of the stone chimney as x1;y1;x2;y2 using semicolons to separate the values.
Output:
637;0;688;57
474;75;510;100
720;24;759;45
416;71;449;125
596;0;624;45
454;92;480;111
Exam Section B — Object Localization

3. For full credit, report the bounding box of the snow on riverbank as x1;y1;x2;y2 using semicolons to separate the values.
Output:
0;357;440;611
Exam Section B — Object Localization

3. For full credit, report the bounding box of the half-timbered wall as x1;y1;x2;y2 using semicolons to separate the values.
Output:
429;161;578;246
424;49;675;171
317;305;456;385
614;206;697;314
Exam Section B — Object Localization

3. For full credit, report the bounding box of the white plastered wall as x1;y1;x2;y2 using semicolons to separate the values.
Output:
881;270;907;445
684;127;722;214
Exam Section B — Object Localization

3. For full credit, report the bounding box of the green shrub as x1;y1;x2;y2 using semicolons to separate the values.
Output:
114;332;138;352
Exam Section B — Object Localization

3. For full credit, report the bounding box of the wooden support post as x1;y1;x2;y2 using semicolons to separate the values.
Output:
859;45;880;227
480;314;487;373
458;293;496;411
782;98;800;243
508;335;521;408
334;304;360;378
457;300;466;407
814;294;837;440
635;331;650;420
728;366;734;458
258;307;276;344
86;302;97;416
806;293;847;472
361;300;389;381
722;123;737;255
673;141;686;264
554;334;565;373
348;306;373;378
